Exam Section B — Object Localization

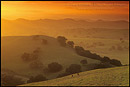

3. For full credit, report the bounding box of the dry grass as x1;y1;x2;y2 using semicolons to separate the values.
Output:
22;66;129;86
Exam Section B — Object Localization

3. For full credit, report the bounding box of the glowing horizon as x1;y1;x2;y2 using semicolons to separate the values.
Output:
1;1;129;21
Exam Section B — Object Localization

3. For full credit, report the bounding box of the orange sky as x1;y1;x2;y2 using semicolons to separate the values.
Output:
1;1;129;21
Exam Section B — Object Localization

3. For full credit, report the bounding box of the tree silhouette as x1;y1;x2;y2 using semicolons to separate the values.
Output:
67;41;74;48
48;62;63;73
57;36;67;46
66;64;81;74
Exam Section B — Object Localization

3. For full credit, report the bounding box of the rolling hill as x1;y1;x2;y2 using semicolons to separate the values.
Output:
1;35;101;82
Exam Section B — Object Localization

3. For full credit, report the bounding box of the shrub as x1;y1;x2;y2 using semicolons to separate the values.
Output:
84;52;101;60
57;36;67;46
75;46;102;60
66;64;81;74
80;59;87;65
87;53;101;60
22;48;40;62
75;46;84;51
21;52;39;62
27;74;47;83
110;59;122;66
48;62;63;73
67;41;74;48
101;57;122;66
75;46;86;56
1;74;24;86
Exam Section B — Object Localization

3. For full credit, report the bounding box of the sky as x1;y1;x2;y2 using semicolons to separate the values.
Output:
1;1;129;21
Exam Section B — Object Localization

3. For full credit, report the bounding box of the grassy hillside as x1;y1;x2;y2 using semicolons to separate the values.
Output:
1;35;128;86
1;35;100;80
22;66;129;86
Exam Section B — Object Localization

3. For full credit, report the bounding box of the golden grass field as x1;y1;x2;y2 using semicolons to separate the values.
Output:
22;66;129;86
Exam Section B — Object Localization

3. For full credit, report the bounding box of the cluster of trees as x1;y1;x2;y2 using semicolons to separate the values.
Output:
57;36;74;48
57;36;122;66
109;59;122;66
74;45;122;66
75;46;102;60
48;62;63;73
21;48;45;70
21;48;41;62
27;74;47;83
102;57;122;67
1;74;24;86
43;62;63;73
67;41;74;48
93;62;114;69
57;60;121;78
66;64;81;74
57;36;67;46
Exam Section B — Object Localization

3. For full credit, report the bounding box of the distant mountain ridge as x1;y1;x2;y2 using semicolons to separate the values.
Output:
1;18;129;36
2;18;129;22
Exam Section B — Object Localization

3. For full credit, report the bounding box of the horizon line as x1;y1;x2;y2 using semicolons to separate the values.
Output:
1;18;129;22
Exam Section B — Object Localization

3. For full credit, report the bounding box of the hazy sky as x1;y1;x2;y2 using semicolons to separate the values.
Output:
1;1;129;21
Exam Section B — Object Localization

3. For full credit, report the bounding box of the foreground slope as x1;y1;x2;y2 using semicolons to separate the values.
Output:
22;66;129;86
